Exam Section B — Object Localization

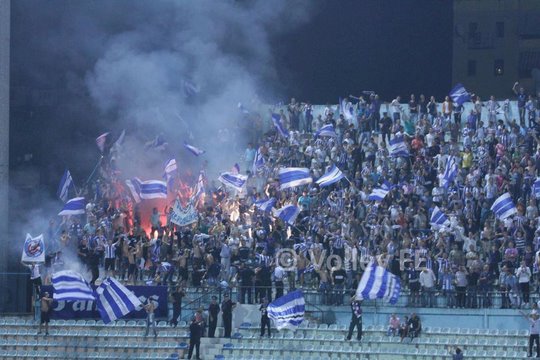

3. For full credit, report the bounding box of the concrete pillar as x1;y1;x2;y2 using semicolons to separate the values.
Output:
0;0;10;278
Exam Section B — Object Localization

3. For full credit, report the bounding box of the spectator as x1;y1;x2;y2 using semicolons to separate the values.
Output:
259;297;271;338
387;313;400;337
38;292;53;336
346;295;362;341
207;296;220;338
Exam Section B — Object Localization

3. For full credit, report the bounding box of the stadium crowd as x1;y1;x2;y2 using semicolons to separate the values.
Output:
32;81;540;312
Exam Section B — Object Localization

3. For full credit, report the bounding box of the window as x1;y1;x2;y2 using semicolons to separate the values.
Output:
467;60;477;76
494;59;504;76
496;21;505;38
468;22;478;37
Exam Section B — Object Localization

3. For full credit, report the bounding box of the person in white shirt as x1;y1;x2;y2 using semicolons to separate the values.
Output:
520;311;540;357
390;96;402;122
516;261;532;307
419;267;437;307
22;262;42;295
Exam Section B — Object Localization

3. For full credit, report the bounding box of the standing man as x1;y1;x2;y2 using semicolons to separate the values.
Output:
221;293;236;338
169;285;185;327
143;296;157;338
346;295;362;341
520;311;540;358
259;297;271;338
22;262;42;295
38;292;53;336
208;296;220;338
419;267;436;308
187;314;204;360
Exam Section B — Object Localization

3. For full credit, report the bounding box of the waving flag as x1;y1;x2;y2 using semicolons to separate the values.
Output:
278;167;312;190
356;261;401;304
441;156;458;188
267;290;305;330
388;136;409;157
96;132;109;153
21;234;45;263
58;197;86;216
368;188;389;201
218;172;248;192
272;113;289;138
96;277;142;324
449;83;471;106
491;193;517;219
252;147;265;173
163;159;177;191
254;198;276;212
315;124;337;138
533;178;540;199
57;170;74;203
52;270;95;302
339;97;354;121
273;204;300;225
184;143;205;156
125;178;167;202
316;165;345;187
430;206;451;227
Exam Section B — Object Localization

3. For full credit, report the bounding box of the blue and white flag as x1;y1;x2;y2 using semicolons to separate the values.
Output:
52;270;95;302
273;204;300;225
490;192;517;219
272;113;289;138
315;123;337;138
57;170;74;203
356;261;401;304
441;156;458;188
184;143;205;156
125;178;167;202
430;206;451;227
58;197;86;216
316;165;345;187
449;83;471;106
21;233;45;263
533;178;540;199
163;159;177;190
96;132;109;153
254;198;276;212
96;277;142;324
339;97;354;121
388;136;409;157
218;172;248;192
252;147;265;173
193;171;206;201
278;167;312;190
368;188;389;201
267;290;305;331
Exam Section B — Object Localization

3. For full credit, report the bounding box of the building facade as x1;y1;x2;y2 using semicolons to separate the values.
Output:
452;0;540;98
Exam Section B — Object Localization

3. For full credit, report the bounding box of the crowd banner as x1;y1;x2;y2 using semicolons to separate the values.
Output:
21;234;45;263
41;285;168;320
170;199;198;227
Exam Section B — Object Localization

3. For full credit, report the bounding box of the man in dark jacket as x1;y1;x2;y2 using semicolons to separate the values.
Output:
346;295;362;341
260;297;271;337
222;293;236;338
208;296;220;338
188;315;204;360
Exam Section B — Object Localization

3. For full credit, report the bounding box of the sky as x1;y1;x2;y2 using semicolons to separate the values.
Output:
9;0;453;191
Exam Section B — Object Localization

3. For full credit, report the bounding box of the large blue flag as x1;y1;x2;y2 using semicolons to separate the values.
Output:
356;261;401;304
58;197;86;216
57;170;74;203
430;206;450;227
96;277;142;324
315;124;337;138
52;270;95;302
184;143;205;156
267;290;305;330
388;136;409;157
272;113;289;138
441;156;458;188
273;204;300;225
278;167;312;190
218;172;248;192
315;165;344;187
490;193;517;219
449;83;471;106
254;198;276;212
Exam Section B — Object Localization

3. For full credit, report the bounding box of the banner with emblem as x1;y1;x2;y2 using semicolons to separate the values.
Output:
170;199;198;227
21;233;45;263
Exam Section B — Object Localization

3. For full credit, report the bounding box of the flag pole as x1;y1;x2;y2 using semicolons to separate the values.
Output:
83;155;104;189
